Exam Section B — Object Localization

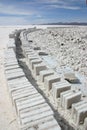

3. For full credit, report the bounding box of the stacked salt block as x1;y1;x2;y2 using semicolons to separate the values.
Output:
9;32;16;38
27;54;41;69
39;69;54;83
4;47;61;130
44;74;61;93
33;62;47;78
72;101;87;126
24;49;35;59
60;90;81;109
28;55;40;66
5;66;25;81
7;39;15;49
10;78;61;130
52;80;71;101
84;118;87;130
30;58;42;69
19;28;87;130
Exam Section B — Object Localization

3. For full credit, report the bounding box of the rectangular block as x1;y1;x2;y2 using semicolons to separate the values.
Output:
83;118;87;130
52;80;71;100
44;74;61;92
5;68;23;74
71;101;87;126
33;63;47;76
5;59;17;63
25;52;35;58
16;97;45;115
72;100;87;119
76;107;87;126
64;72;78;83
60;90;74;107
8;77;28;85
21;116;54;129
10;85;33;97
64;91;81;109
21;109;53;125
13;88;37;103
17;95;43;110
20;104;52;119
5;62;18;67
12;86;35;97
20;102;49;114
39;69;54;82
38;119;61;130
16;93;41;107
28;56;40;66
5;65;20;71
6;72;25;80
30;59;42;69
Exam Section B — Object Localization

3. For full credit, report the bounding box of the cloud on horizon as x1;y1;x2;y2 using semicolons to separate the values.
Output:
0;0;87;25
0;3;36;16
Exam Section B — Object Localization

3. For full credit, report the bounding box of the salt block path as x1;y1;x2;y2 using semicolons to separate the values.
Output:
0;27;19;130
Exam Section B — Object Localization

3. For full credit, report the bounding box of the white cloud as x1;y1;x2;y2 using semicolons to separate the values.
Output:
0;16;30;25
50;4;81;10
33;0;83;10
0;3;35;16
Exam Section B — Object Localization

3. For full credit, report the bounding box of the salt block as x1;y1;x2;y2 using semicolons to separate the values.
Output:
10;84;33;95
20;104;52;120
24;49;33;54
9;33;15;38
16;93;41;107
33;63;47;76
5;62;18;67
25;52;35;58
60;90;74;107
17;95;44;109
71;100;87;119
5;58;17;63
12;86;35;97
6;68;23;74
6;71;25;80
30;59;42;69
13;88;37;103
84;118;87;130
28;55;39;66
20;102;49;115
52;80;71;100
38;118;61;130
21;116;54;129
64;72;78;83
39;69;54;82
64;91;81;109
21;109;53;125
44;74;61;92
16;98;45;115
5;65;20;70
76;107;87;126
71;101;87;126
8;77;28;85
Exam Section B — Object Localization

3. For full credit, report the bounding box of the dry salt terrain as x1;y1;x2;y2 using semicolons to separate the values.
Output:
0;25;87;130
28;26;87;79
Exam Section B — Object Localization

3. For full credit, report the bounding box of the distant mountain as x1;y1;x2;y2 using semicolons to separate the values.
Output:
41;22;87;26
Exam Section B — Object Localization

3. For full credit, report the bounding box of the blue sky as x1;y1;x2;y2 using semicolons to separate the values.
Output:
0;0;87;25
